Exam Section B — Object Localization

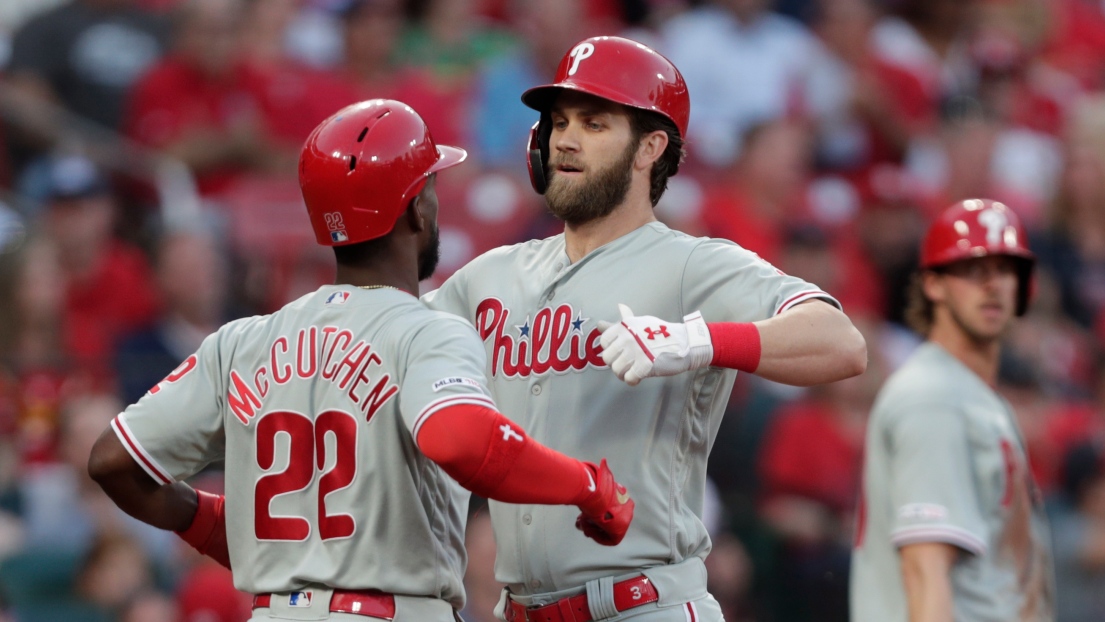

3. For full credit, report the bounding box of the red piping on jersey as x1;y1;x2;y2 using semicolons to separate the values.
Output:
686;602;697;622
622;322;655;362
111;417;172;485
774;290;829;315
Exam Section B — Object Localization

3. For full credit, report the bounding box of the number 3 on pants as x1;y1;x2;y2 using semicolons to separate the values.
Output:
254;410;358;541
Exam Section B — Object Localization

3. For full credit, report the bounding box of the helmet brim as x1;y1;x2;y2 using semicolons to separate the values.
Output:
430;145;467;173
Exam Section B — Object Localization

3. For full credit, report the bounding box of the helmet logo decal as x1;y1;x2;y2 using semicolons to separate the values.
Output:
567;43;595;76
978;208;1008;245
324;212;348;243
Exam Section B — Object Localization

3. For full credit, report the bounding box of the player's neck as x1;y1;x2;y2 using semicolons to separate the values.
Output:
334;261;419;296
929;325;1002;386
562;196;656;264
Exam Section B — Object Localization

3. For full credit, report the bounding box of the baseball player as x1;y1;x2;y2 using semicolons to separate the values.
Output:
86;99;634;622
423;36;867;621
850;199;1054;621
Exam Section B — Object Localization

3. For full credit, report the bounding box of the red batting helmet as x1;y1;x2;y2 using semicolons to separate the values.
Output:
920;198;1036;315
521;36;689;194
299;99;466;246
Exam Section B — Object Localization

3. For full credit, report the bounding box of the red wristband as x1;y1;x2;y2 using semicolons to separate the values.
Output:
707;322;761;373
177;490;231;569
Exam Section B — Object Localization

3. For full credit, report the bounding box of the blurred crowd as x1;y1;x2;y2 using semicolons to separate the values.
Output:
2;0;1105;620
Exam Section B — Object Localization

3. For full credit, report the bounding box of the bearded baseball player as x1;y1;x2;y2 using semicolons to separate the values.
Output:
86;99;635;622
850;199;1055;622
422;36;867;622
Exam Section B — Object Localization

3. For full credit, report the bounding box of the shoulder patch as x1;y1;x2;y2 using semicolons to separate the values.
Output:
432;377;482;392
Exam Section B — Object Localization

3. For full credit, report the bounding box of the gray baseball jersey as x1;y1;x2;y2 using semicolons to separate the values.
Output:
850;342;1054;621
422;221;837;593
111;285;500;608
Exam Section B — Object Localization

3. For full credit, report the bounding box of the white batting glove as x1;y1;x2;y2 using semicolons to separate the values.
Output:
597;304;714;386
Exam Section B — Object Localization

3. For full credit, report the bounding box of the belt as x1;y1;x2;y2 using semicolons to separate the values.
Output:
253;589;395;619
505;576;658;622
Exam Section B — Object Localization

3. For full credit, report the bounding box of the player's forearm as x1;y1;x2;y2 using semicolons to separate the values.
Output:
417;404;592;505
900;543;956;622
88;428;198;532
747;301;866;386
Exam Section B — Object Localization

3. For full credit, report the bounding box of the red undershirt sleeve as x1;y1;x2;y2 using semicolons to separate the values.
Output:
416;403;593;505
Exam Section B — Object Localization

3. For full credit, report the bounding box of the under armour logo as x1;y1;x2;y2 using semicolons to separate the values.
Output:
644;326;670;340
500;424;523;442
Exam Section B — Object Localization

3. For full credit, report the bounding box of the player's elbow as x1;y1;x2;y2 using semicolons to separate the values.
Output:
840;326;868;379
87;428;136;488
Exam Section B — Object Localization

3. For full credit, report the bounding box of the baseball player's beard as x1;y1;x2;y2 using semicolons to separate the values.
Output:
544;137;636;225
417;225;441;281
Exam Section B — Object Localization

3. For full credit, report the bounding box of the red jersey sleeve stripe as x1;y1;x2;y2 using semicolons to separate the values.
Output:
774;290;839;316
413;394;497;439
111;416;174;486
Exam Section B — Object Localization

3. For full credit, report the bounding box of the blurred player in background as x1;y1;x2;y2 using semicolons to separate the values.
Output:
851;199;1055;621
85;99;633;622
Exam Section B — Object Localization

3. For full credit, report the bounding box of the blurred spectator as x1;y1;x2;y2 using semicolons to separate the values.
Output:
121;590;181;622
335;0;408;100
756;323;882;621
75;532;158;614
1051;441;1105;622
39;155;160;375
869;0;975;108
703;532;755;622
811;0;935;171
470;0;592;171
0;238;68;465
5;0;168;133
397;0;515;80
1034;96;1105;330
116;229;228;404
701;120;813;263
19;392;175;560
237;0;354;147
124;0;293;196
660;0;846;168
1040;0;1105;92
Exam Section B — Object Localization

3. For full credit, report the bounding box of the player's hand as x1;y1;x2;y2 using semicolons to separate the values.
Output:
575;459;634;546
597;304;713;386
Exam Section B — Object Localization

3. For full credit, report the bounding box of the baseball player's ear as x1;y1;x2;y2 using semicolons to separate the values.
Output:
635;130;668;170
405;197;427;234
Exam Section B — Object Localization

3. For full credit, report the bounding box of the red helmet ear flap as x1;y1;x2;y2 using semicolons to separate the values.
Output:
527;115;552;195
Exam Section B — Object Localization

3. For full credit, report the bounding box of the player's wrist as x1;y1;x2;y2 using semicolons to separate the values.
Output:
681;311;714;370
706;322;761;373
575;461;604;516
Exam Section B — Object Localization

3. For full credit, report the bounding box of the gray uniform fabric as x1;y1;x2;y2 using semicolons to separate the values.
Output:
850;342;1054;621
423;221;836;602
113;285;498;613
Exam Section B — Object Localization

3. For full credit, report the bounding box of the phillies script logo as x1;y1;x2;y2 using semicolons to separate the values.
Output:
476;298;605;377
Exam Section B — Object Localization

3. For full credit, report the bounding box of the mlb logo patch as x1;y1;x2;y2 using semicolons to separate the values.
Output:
288;591;312;607
326;291;350;305
331;230;349;243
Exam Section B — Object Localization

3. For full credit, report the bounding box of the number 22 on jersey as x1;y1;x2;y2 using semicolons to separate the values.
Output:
254;410;358;541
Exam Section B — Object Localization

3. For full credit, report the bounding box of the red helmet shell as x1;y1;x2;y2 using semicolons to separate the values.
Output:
921;198;1036;314
522;36;690;138
298;99;466;246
